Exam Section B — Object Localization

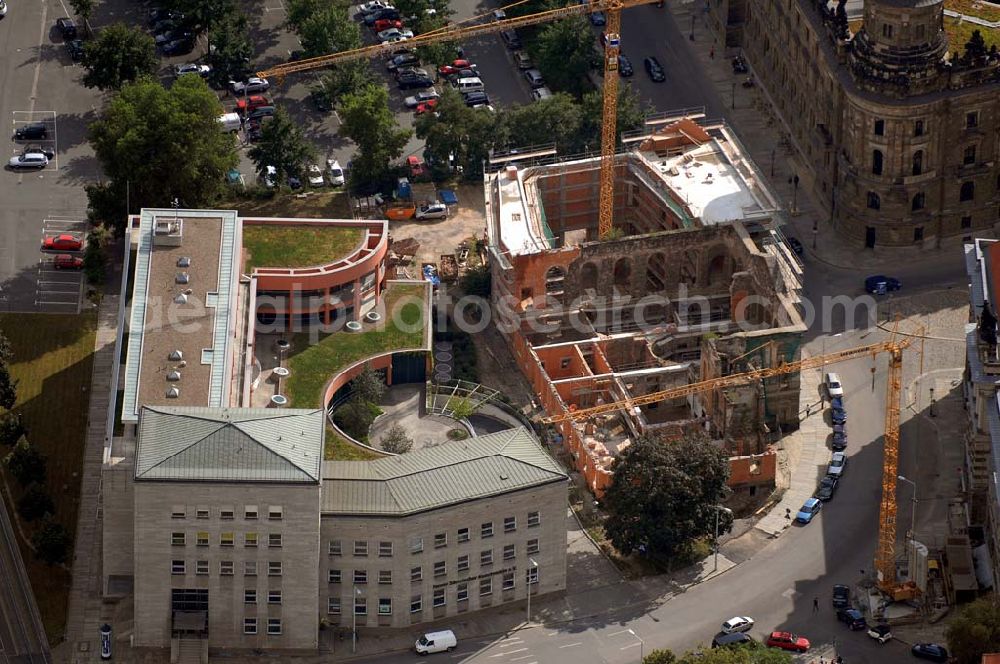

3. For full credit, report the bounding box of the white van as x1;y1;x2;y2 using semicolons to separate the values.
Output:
453;77;484;94
415;629;457;654
218;112;242;132
825;372;844;398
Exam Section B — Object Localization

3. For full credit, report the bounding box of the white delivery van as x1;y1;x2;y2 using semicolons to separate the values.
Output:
453;77;484;94
415;629;457;654
218;112;242;132
825;371;844;397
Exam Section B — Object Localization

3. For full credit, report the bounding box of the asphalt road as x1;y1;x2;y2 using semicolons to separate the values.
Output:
0;493;51;664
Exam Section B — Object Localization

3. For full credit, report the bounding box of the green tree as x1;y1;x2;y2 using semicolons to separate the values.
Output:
380;424;413;454
532;16;597;97
82;230;107;285
946;596;1000;664
32;521;72;565
88;76;238;217
69;0;95;31
674;643;791;663
298;5;361;58
17;484;55;522
247;107;316;183
310;62;369;111
168;0;236;36
82;23;158;92
205;11;252;88
503;92;582;153
459;263;491;297
350;365;386;406
643;650;676;664
965;29;988;63
285;0;325;30
603;435;732;559
339;84;412;192
0;413;26;447
416;88;500;179
446;396;478;421
576;84;648;152
0;363;17;411
5;438;47;487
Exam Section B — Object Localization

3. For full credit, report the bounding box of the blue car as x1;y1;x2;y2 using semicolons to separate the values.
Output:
796;498;821;524
830;396;843;410
832;408;847;424
864;275;901;295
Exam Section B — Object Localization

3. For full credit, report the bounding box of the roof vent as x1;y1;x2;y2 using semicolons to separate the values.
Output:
177;256;192;268
168;350;183;361
166;386;180;398
167;371;181;382
178;360;187;368
176;272;190;284
499;473;509;481
174;293;188;304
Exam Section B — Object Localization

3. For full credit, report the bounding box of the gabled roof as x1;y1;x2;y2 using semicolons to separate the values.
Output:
321;427;566;515
136;406;324;483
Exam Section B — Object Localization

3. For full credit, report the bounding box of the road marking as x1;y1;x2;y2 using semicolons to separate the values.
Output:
489;648;527;657
608;630;631;637
558;642;582;648
35;300;77;306
498;637;523;643
509;655;534;661
18;2;48;184
620;643;641;651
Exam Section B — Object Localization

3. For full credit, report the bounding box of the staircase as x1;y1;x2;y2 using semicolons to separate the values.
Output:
174;637;207;664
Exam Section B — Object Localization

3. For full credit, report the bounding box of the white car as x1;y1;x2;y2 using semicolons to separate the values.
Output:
415;202;448;220
825;371;844;398
404;88;440;108
327;159;345;186
175;63;211;77
230;77;270;94
8;152;48;170
378;27;413;42
721;616;754;634
359;0;392;15
827;452;847;478
531;86;553;101
263;165;277;188
307;164;325;186
0;0;8;17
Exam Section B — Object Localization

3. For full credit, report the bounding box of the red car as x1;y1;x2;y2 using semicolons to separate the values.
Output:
372;18;403;32
766;632;810;652
437;58;474;76
415;98;439;114
235;95;271;113
43;234;82;252
53;254;83;270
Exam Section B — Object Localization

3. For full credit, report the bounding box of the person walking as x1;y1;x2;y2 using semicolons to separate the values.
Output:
813;597;819;613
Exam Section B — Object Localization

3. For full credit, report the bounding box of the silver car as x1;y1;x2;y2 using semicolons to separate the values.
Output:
230;77;270;94
8;152;48;170
404;88;440;108
415;202;448;220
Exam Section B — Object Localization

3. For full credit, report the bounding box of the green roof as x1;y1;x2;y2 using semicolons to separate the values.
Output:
242;223;365;272
321;427;566;515
135;406;325;483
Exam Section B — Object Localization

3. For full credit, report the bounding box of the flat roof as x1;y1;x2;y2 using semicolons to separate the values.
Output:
241;222;367;272
493;170;553;258
122;209;241;422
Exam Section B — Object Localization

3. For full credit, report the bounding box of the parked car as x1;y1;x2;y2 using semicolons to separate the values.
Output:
831;584;850;608
618;53;634;76
56;17;77;39
397;68;434;89
438;59;475;76
236;95;271;114
911;643;948;662
0;0;7;17
868;623;893;644
720;616;754;634
100;624;112;660
787;236;804;255
8;152;48;170
358;0;393;16
531;86;552;101
306;164;325;186
514;51;533;69
415;99;438;114
415;202;448;220
446;68;480;82
378;27;413;42
230;77;270;94
288;175;302;190
462;91;490;107
830;396;843;410
816;475;839;501
712;633;753;649
827;452;847;478
248;105;276;121
327;159;345;186
492;8;506;20
162;36;195;55
364;7;400;25
865;274;901;294
825;371;844;397
766;632;809;652
837;608;867;630
14;122;47;140
262;165;277;188
404;88;439;108
644;56;666;82
831;425;847;451
54;254;84;270
43;234;83;251
66;39;85;61
414;630;457;655
175;63;211;77
372;18;403;32
387;52;420;71
831;407;847;424
151;18;182;35
21;145;54;159
500;29;521;49
524;68;545;88
154;28;191;45
148;8;183;25
795;497;821;524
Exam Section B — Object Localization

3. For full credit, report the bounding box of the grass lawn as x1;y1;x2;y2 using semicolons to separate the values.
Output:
0;313;98;642
286;284;428;408
325;425;383;461
242;224;365;272
947;0;1000;23
224;190;353;219
945;16;1000;50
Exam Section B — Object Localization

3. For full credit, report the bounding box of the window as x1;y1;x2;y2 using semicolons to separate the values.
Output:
329;540;342;556
410;537;423;554
503;544;516;561
481;522;494;538
916;24;925;38
328;597;341;615
221;507;234;520
196;507;209;519
354;570;368;585
329;569;342;583
221;532;234;547
245;561;258;576
527;512;540;528
560;357;571;369
912;192;925;211
964;145;977;165
220;560;234;576
267;618;282;635
504;517;516;533
171;506;185;519
433;588;446;608
457;554;470;572
197;532;209;547
433;561;446;577
269;533;282;548
872;149;883;175
354;541;369;557
378;570;392;585
457;583;469;602
912;150;923;175
172;532;185;546
196;560;209;575
527;567;539;585
244;618;257;635
354;597;367;616
268;561;282;577
457;528;470;543
881;23;892;38
481;549;493;566
962;216;973;229
268;590;282;605
410;595;422;613
411;566;422;582
874;118;885;135
378;541;393;557
434;533;447;549
527;539;540;555
914;227;924;242
244;533;258;548
914;120;924;137
961;181;975;202
480;577;492;596
245;589;257;604
503;571;515;590
244;506;258;520
967;112;979;128
268;506;283;520
867;192;881;210
378;598;392;615
171;560;185;575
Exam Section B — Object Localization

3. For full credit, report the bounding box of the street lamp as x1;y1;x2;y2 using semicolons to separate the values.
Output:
352;586;363;653
627;628;644;662
898;475;917;541
713;506;733;571
526;558;538;624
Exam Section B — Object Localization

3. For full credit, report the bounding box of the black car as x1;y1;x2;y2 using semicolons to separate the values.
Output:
644;56;666;82
288;176;303;190
364;7;400;25
66;39;85;61
162;37;195;55
147;8;182;25
396;70;434;89
836;608;866;630
787;236;803;255
14;122;48;140
831;407;847;425
911;644;948;662
56;17;77;39
831;428;847;451
155;28;191;44
500;29;521;49
151;18;182;34
462;91;489;107
618;54;634;77
831;583;850;608
386;52;420;71
22;145;55;159
816;475;839;501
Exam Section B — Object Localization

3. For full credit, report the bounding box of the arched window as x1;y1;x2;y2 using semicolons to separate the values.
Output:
867;192;881;210
912;192;925;211
961;181;975;202
872;149;884;176
912;150;923;176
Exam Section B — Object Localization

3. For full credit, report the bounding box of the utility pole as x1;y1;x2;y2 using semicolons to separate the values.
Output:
713;505;733;571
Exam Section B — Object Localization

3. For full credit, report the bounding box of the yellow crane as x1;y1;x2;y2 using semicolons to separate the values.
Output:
541;335;914;594
256;0;658;238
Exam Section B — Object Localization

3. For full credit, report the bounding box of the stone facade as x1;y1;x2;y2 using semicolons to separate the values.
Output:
732;0;1000;248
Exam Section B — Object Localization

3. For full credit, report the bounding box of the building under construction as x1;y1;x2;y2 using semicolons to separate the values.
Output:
484;116;807;497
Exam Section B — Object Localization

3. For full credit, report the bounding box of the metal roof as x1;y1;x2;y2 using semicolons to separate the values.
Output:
135;406;324;483
321;427;566;515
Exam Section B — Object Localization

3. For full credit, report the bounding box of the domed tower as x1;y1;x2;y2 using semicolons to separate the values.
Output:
848;0;948;95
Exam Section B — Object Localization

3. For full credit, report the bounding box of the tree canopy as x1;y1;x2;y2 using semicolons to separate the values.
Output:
204;11;253;87
416;88;499;178
82;23;159;91
531;16;597;97
298;5;361;58
338;84;412;192
946;597;1000;664
350;365;386;406
602;434;732;559
248;107;316;182
643;643;793;664
32;521;72;566
380;424;414;454
503;92;583;153
5;438;47;487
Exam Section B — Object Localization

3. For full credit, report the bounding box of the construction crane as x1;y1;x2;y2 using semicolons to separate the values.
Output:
256;0;658;238
541;335;915;595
